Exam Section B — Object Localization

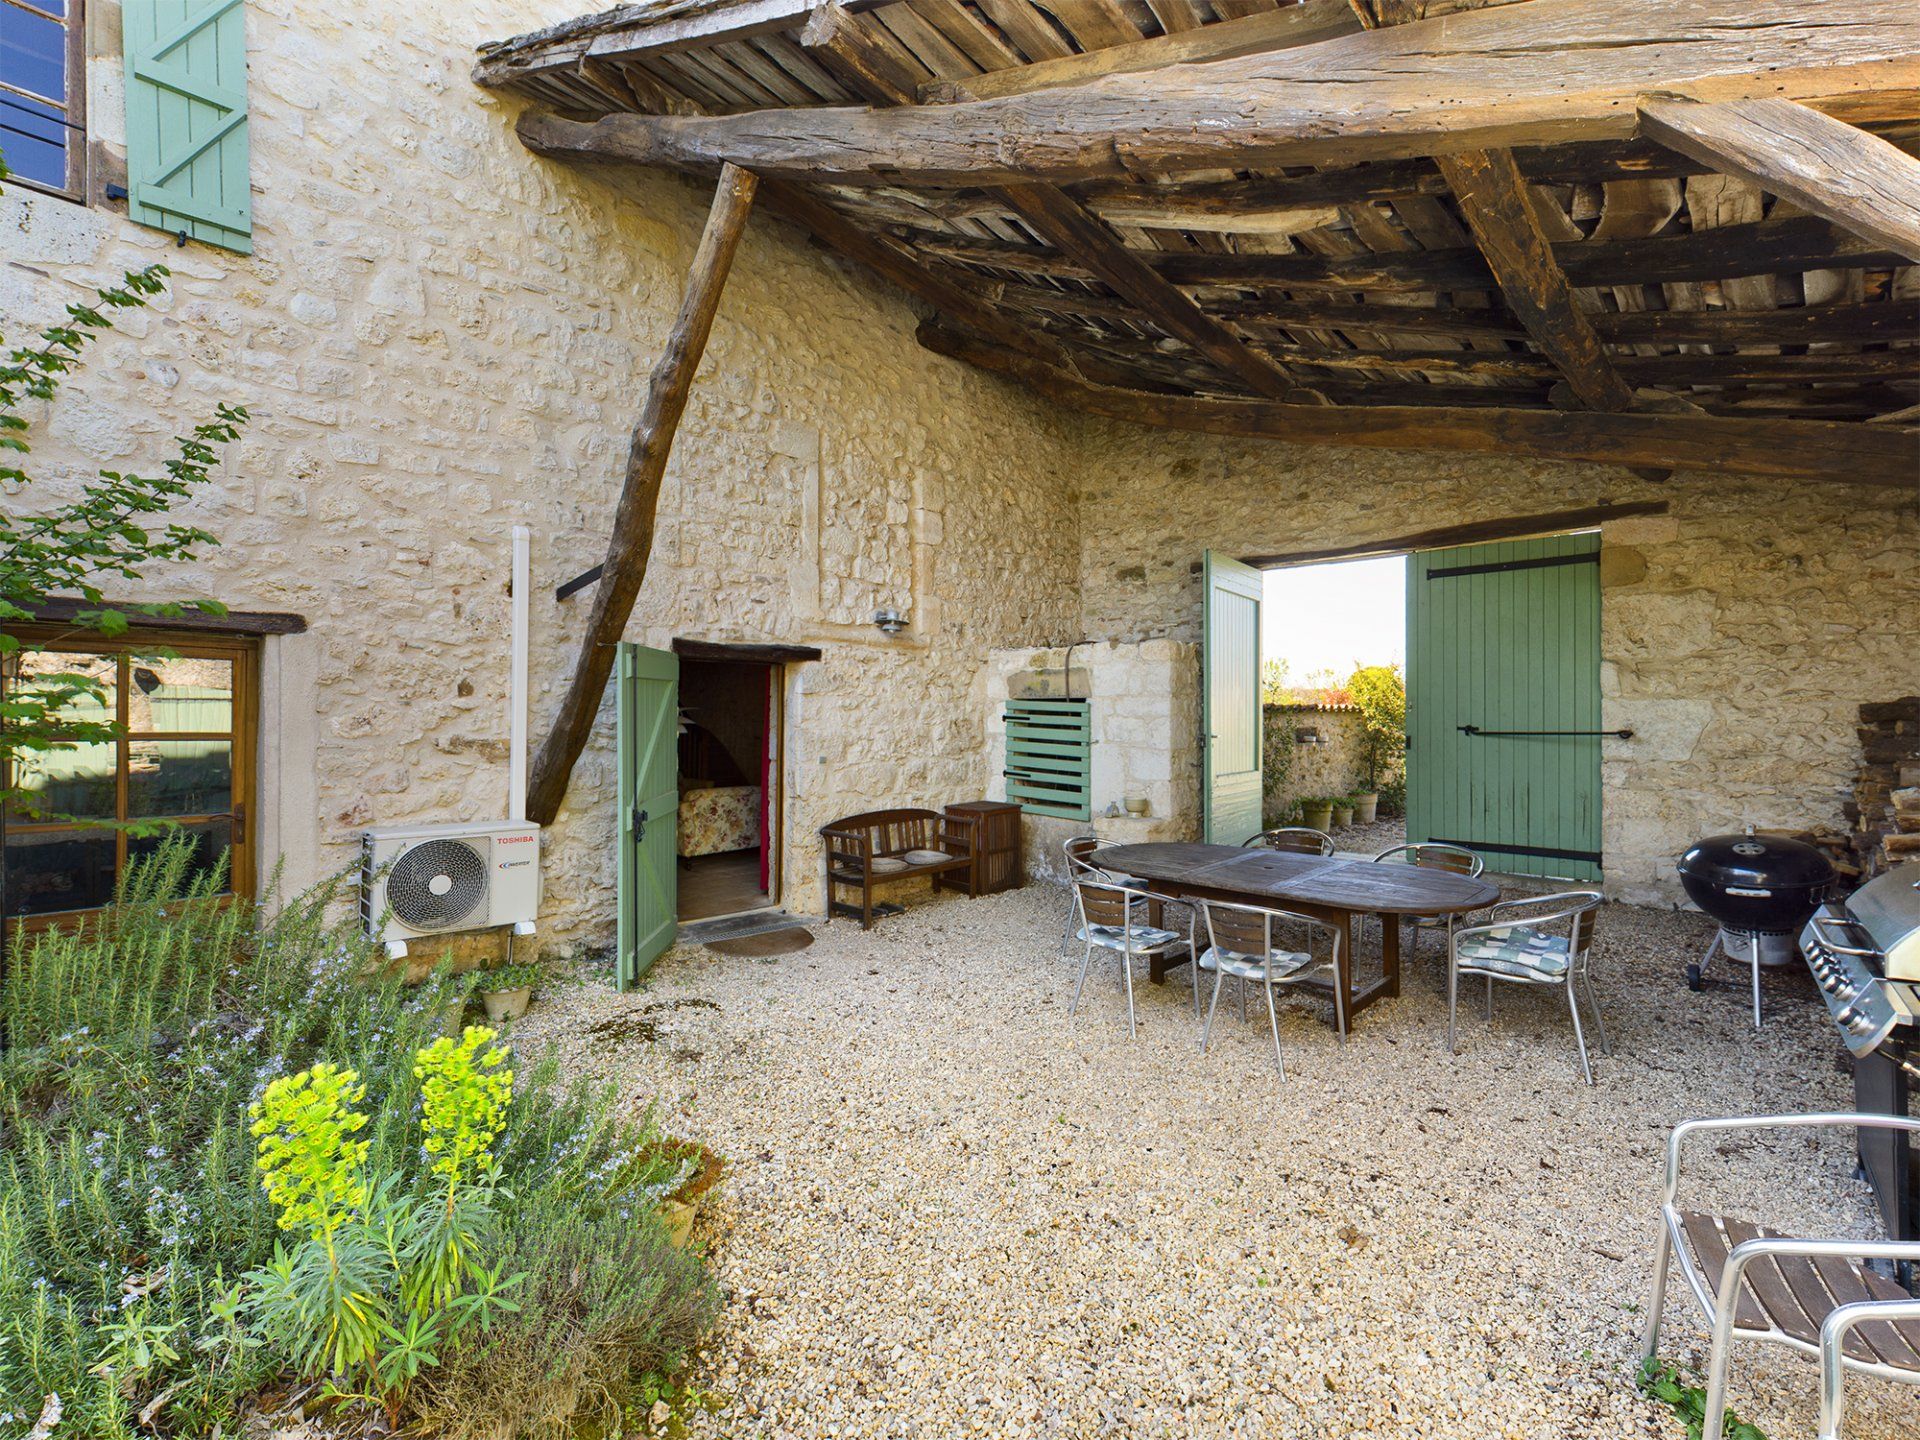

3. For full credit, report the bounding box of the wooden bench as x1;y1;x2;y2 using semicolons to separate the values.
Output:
821;808;978;928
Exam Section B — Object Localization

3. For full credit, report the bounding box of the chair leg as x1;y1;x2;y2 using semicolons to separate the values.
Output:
1750;941;1764;1029
1070;940;1095;1017
1263;978;1286;1081
1202;967;1226;1053
1190;917;1202;1019
1639;1227;1671;1362
1447;955;1460;1055
1700;1309;1739;1440
1485;973;1495;1023
1585;972;1613;1056
1564;980;1595;1086
1122;946;1137;1039
1239;974;1248;1024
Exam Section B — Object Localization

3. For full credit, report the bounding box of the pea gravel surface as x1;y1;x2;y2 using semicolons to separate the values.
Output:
514;887;1915;1439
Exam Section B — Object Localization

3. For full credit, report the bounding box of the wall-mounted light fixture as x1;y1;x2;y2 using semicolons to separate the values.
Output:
873;606;908;636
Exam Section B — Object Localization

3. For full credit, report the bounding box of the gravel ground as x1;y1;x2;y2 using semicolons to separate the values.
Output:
515;887;1914;1439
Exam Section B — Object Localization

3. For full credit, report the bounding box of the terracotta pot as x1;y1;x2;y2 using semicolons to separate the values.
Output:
1332;803;1355;828
1352;793;1379;824
479;985;532;1023
640;1140;727;1249
1300;801;1334;830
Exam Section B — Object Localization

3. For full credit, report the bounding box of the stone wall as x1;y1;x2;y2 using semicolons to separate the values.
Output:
2;0;1082;944
1263;704;1375;824
1075;430;1918;904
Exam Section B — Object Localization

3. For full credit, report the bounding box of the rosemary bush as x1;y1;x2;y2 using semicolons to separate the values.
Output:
0;842;714;1437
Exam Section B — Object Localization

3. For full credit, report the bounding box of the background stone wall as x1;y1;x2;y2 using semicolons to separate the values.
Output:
1263;705;1375;825
1074;431;1917;903
1;0;1083;944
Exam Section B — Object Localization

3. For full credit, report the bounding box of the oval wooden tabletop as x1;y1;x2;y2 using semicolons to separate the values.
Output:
1095;842;1502;916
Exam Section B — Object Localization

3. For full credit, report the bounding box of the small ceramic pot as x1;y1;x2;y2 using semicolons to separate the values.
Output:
1352;793;1379;824
1124;795;1150;816
480;985;532;1023
1331;803;1355;828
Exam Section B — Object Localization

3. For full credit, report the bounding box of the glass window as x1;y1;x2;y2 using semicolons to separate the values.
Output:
3;629;255;922
0;0;82;197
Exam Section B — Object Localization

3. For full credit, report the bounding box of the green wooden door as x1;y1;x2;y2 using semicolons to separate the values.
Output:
1203;551;1264;846
616;643;679;988
1406;533;1602;881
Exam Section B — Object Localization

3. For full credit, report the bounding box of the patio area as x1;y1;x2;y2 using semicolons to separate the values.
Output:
519;888;1911;1437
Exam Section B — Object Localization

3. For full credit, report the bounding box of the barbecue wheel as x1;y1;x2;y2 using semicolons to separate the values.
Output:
1685;963;1705;992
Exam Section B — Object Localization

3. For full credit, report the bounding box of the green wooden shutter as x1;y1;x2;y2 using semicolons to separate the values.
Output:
1203;550;1263;845
1004;698;1090;820
122;0;253;254
1406;533;1602;881
616;643;679;988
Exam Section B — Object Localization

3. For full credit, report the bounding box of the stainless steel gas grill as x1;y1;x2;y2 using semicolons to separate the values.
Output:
1800;862;1920;1247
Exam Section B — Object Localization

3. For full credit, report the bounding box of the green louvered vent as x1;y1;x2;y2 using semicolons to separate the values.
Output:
123;0;253;254
1004;699;1091;821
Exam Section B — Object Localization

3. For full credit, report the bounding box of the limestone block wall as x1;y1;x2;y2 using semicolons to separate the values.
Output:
1075;430;1917;905
1;0;1081;944
982;640;1201;881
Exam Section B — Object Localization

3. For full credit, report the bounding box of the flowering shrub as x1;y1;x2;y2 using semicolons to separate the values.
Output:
249;1064;371;1241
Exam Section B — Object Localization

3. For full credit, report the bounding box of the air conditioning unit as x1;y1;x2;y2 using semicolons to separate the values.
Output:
361;820;541;956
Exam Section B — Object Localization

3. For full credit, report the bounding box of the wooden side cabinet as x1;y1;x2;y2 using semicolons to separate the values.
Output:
943;801;1024;895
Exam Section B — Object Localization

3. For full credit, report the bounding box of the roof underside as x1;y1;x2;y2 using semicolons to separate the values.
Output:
475;0;1920;480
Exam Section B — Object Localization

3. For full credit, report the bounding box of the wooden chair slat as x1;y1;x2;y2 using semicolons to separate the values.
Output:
1678;1211;1769;1332
1719;1216;1825;1350
1806;1253;1920;1370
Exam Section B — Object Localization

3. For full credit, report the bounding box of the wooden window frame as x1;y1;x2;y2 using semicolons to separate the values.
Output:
0;0;88;204
3;622;258;928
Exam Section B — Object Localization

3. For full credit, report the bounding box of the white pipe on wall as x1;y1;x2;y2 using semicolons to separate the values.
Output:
509;525;530;823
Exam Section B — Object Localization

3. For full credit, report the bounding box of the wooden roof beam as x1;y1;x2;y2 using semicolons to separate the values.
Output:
1434;149;1636;412
506;0;1920;186
1638;96;1920;262
916;321;1919;485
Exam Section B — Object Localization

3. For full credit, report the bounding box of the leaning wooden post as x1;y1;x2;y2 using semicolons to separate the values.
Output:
524;163;758;826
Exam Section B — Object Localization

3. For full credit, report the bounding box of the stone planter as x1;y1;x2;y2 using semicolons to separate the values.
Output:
1332;802;1355;828
1352;792;1379;824
479;985;532;1024
438;996;469;1036
1301;800;1334;831
644;1140;726;1249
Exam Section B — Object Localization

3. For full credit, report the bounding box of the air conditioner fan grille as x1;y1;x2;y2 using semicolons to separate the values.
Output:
387;838;488;931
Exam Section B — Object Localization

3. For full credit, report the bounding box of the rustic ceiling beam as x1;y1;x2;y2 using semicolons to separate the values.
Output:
1242;500;1672;568
915;321;1917;485
919;0;1364;103
1638;96;1920;262
504;0;1920;185
526;163;759;828
1434;149;1636;411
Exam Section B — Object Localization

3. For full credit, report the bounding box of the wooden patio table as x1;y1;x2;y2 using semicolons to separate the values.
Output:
1092;842;1502;1033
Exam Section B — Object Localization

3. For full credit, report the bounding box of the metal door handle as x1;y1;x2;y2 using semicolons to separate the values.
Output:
632;807;648;843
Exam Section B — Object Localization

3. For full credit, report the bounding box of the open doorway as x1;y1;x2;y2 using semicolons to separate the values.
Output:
676;657;779;921
1259;556;1408;851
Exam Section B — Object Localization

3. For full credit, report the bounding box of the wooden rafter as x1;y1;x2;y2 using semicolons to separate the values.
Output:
1638;96;1920;262
1434;149;1635;411
525;163;759;826
916;322;1917;485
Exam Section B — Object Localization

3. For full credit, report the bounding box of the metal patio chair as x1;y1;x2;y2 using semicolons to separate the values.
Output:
1242;827;1335;856
1195;898;1344;1077
1068;877;1194;1037
1373;842;1485;959
1447;889;1608;1084
1643;1113;1920;1440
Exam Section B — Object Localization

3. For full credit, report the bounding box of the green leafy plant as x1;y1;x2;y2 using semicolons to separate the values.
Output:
475;960;545;994
1637;1358;1769;1440
244;1030;524;1424
1347;663;1406;792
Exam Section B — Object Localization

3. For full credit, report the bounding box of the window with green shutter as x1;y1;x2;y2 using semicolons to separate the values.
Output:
1004;699;1091;821
121;0;251;253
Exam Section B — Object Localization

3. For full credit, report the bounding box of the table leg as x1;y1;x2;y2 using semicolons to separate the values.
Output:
1382;913;1402;999
1336;914;1355;1038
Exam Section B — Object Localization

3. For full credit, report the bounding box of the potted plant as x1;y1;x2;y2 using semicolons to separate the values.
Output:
437;973;474;1036
1352;791;1379;824
1331;797;1356;828
1300;797;1335;831
641;1138;728;1249
1349;665;1405;829
475;960;544;1023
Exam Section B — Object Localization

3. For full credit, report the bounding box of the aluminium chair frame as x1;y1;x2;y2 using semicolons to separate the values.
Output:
1372;842;1486;960
1241;827;1336;856
1196;898;1345;1078
1642;1112;1920;1440
1447;889;1608;1084
1069;877;1196;1037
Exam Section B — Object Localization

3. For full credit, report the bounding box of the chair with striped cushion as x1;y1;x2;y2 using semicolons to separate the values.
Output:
1242;827;1335;856
1372;842;1485;959
1447;890;1607;1083
1195;899;1344;1076
1069;877;1193;1037
1643;1113;1920;1440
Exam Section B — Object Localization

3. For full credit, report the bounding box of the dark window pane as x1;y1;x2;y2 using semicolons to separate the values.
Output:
128;818;234;895
0;6;67;101
0;92;67;188
131;657;234;733
128;740;231;818
4;828;116;916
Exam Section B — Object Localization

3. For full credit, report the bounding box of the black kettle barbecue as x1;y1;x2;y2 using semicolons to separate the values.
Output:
1677;826;1835;1026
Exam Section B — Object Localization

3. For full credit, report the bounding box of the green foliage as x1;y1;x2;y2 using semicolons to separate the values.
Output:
0;251;247;827
476;960;546;994
0;840;715;1438
249;1064;371;1242
1637;1358;1768;1440
1347;664;1407;791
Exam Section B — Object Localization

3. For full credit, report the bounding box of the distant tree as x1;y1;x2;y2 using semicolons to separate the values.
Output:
1259;657;1291;706
1347;664;1406;791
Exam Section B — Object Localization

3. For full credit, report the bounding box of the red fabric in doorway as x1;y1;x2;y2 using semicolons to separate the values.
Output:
758;667;772;893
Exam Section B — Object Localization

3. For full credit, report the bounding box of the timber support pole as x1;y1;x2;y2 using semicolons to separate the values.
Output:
524;162;759;827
